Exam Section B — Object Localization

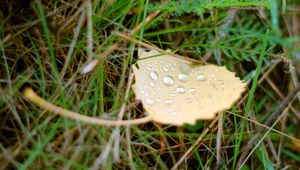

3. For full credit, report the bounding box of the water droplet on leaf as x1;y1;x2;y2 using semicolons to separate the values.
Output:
197;74;206;81
177;74;188;82
150;71;158;80
188;88;196;94
146;98;154;105
163;75;175;86
176;86;186;94
165;99;173;105
163;66;169;72
170;93;176;97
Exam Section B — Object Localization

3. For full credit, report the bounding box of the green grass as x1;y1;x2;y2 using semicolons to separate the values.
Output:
232;30;269;169
1;0;300;169
36;0;60;83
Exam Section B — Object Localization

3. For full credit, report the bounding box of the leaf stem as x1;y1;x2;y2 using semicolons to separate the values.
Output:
23;87;152;126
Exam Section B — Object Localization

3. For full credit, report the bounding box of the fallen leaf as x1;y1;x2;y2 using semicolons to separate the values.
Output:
132;48;246;125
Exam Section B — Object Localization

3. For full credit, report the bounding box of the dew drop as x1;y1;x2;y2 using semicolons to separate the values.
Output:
170;93;176;97
165;99;173;105
150;71;158;80
146;98;154;105
180;64;192;74
186;98;192;103
150;82;155;86
188;88;196;94
177;73;188;82
197;74;206;81
163;75;175;86
167;109;177;115
210;74;216;78
210;74;217;81
163;66;169;72
147;65;152;71
176;86;186;94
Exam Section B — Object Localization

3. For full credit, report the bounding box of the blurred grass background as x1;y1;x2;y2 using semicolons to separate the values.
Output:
0;0;300;169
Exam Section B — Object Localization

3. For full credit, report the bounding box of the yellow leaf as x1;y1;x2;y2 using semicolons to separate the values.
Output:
132;48;246;125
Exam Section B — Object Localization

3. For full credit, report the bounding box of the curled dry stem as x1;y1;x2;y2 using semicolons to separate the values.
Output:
23;87;152;126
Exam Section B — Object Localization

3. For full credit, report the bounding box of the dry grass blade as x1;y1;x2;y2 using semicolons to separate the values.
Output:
236;83;300;169
171;118;218;170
